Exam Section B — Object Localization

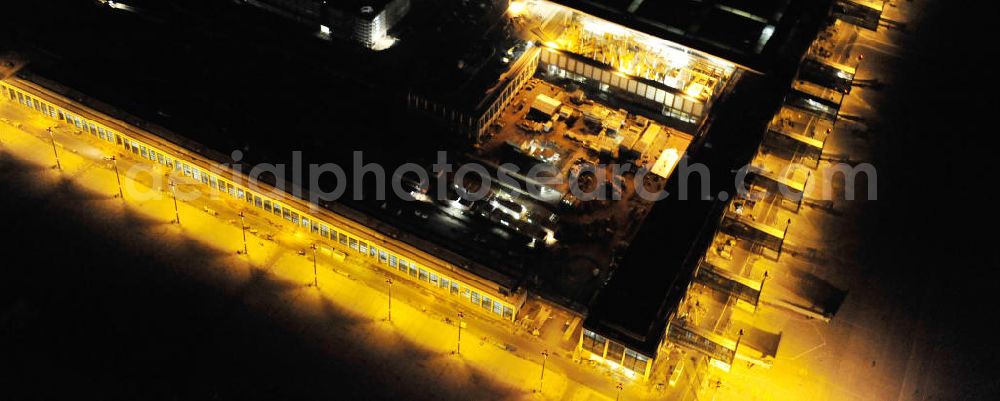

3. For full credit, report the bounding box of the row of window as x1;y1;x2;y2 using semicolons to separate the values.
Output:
3;82;133;150
666;323;735;364
582;329;651;375
1;80;516;321
539;49;704;124
477;48;539;138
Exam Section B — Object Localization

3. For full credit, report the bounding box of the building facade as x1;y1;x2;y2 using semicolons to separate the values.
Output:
243;0;410;49
1;73;525;324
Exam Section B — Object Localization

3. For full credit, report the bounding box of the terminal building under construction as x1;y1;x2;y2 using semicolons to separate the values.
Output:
2;0;878;382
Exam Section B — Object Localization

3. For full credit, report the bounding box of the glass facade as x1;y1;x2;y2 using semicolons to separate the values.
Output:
1;79;519;322
581;329;651;378
539;48;705;124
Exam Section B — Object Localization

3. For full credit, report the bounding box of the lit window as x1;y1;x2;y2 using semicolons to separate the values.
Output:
607;342;625;363
623;349;649;373
583;330;607;355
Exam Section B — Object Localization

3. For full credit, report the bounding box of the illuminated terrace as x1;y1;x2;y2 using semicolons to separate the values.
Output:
510;0;736;103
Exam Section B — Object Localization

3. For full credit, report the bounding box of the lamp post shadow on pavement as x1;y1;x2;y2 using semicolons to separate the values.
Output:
537;349;549;394
239;211;249;257
108;155;124;202
453;310;465;356
385;277;393;322
169;179;181;225
310;243;319;289
46;126;61;171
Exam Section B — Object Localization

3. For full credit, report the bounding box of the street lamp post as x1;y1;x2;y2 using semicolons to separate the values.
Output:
169;180;180;225
110;156;124;201
615;382;623;401
755;271;768;312
239;211;249;256
539;349;549;393
731;329;745;366
47;127;61;171
311;243;319;288
386;277;393;322
456;311;465;355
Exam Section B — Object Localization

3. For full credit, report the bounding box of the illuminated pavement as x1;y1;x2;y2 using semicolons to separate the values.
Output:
0;92;669;400
1;2;958;400
694;2;953;401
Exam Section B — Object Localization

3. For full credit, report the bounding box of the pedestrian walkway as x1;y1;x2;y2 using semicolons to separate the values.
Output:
1;100;663;400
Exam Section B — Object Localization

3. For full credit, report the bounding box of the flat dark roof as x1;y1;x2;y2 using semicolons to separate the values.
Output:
0;0;645;306
1;0;533;289
256;0;396;16
798;58;855;94
544;0;835;73
584;70;790;357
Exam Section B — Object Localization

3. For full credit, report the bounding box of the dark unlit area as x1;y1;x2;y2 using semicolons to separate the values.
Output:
0;155;515;400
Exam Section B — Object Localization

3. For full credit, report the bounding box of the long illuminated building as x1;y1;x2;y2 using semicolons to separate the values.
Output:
0;70;526;323
2;0;837;383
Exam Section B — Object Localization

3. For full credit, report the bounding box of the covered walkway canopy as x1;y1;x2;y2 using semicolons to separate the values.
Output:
798;57;856;94
720;214;788;256
785;89;840;120
767;104;832;155
833;0;885;31
694;259;764;306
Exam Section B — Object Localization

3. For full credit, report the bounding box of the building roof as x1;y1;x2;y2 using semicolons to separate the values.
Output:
584;70;789;358
259;0;397;17
542;0;835;73
1;0;661;308
1;0;532;292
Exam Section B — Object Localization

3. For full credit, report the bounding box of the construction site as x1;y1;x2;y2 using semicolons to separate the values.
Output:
0;0;885;393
